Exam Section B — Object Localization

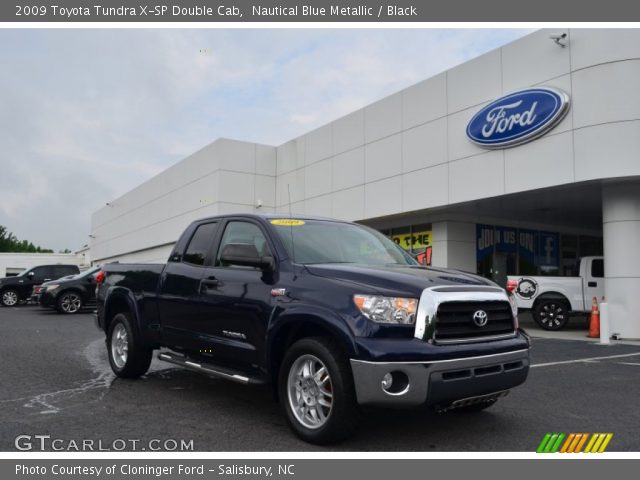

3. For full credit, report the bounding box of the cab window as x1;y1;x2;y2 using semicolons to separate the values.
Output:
182;222;218;266
216;221;271;268
591;259;604;278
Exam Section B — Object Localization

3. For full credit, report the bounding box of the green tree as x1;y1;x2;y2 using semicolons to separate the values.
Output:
0;225;54;253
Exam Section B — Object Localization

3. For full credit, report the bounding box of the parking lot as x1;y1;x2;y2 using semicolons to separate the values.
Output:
1;306;639;452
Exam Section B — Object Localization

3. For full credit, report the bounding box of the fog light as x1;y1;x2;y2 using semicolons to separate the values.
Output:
381;373;393;390
381;371;410;395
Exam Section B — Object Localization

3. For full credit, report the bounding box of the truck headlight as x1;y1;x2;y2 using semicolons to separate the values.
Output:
353;295;418;325
508;292;519;328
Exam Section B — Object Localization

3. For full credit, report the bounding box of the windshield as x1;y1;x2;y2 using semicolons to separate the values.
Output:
74;266;101;279
17;268;32;277
272;220;417;266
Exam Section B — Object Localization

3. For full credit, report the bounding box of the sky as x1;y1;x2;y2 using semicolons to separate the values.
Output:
0;28;532;252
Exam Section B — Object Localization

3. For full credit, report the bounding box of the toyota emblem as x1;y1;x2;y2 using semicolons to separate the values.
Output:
473;310;488;327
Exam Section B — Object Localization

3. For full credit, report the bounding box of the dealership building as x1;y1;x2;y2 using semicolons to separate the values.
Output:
90;29;640;338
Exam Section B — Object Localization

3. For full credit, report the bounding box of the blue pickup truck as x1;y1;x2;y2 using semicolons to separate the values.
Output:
95;214;530;444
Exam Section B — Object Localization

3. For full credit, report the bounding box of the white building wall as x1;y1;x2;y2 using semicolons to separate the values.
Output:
275;28;640;222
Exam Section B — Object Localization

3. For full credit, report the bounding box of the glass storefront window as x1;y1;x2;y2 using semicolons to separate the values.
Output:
381;224;433;266
476;224;599;282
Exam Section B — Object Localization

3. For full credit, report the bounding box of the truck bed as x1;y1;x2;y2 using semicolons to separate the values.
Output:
508;275;585;311
101;263;165;293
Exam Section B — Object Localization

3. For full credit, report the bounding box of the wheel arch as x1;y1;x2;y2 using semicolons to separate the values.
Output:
103;287;141;338
266;310;357;398
532;292;572;312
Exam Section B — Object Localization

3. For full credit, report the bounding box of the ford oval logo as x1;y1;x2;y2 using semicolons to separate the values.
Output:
466;87;570;149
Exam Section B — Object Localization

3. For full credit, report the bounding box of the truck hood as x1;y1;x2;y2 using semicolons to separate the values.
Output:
304;263;497;296
0;276;23;285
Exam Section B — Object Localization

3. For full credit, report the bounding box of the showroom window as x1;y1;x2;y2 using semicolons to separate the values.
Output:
477;224;603;285
378;223;432;266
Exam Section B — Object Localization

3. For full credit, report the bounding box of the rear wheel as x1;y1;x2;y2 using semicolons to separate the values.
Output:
57;291;83;314
1;289;19;307
279;337;359;444
107;313;152;378
533;299;570;330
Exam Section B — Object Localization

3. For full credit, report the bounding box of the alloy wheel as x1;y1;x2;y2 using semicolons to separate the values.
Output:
60;293;82;313
111;323;129;369
540;302;565;329
287;354;333;429
2;291;18;306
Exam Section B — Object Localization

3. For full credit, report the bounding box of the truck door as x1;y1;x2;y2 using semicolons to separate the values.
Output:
584;258;605;306
21;266;53;298
196;219;277;371
157;221;220;350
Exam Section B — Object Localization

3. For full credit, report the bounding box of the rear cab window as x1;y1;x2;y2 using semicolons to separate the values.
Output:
182;222;218;266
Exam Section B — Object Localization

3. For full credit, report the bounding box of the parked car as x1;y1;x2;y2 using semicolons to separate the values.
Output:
96;214;530;444
30;275;76;303
0;264;80;307
507;256;604;330
39;266;101;314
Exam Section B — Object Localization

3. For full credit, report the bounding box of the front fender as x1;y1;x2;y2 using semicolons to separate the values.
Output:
265;303;359;374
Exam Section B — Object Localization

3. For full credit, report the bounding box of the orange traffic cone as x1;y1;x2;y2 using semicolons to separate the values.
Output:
588;296;600;338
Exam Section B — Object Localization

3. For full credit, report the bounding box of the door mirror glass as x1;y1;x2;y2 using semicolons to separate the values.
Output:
220;243;273;271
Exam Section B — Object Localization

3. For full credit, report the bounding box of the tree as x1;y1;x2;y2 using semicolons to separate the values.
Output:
0;225;54;253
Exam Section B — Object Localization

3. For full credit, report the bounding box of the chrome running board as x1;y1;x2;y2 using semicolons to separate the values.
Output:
157;352;264;385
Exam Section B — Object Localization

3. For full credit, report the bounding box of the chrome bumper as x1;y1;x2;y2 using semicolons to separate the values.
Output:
350;348;529;407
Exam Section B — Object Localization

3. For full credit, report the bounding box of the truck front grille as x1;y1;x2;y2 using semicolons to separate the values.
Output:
434;301;515;342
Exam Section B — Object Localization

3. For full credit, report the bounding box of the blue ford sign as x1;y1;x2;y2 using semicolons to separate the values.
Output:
466;87;570;149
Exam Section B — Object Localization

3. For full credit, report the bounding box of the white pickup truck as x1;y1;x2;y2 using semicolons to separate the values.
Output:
507;256;604;330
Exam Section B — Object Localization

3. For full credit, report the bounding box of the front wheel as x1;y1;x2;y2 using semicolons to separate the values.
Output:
57;291;83;314
106;313;152;378
279;337;359;444
1;289;20;307
533;299;570;330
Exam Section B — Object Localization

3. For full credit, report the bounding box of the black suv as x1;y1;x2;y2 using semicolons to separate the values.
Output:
0;264;80;307
39;266;101;314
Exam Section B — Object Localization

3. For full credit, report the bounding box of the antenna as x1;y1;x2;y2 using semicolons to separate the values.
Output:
287;184;295;263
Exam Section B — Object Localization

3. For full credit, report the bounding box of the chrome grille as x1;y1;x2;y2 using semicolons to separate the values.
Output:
434;301;515;342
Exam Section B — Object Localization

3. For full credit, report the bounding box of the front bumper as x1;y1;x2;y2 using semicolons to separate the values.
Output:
350;348;529;407
39;291;56;308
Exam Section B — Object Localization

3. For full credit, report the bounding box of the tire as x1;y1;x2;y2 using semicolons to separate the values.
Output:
56;291;83;314
279;337;359;445
448;398;498;413
106;313;152;378
533;298;570;330
1;289;20;307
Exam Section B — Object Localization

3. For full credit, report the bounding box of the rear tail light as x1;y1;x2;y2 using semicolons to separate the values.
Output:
506;278;518;293
95;271;106;284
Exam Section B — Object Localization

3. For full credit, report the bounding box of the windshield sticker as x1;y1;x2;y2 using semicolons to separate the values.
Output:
271;219;305;226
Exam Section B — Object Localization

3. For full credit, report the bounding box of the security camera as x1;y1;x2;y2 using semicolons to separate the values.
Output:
549;33;567;47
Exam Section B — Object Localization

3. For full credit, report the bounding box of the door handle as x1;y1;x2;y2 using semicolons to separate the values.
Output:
588;281;597;287
200;277;220;291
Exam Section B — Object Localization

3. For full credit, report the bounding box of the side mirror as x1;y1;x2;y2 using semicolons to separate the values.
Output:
28;271;34;278
220;243;274;271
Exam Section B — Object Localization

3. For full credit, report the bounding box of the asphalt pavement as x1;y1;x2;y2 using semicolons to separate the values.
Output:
1;306;639;452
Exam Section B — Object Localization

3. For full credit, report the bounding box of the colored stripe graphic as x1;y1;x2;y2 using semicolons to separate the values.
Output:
585;433;613;453
537;433;565;453
537;433;613;453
